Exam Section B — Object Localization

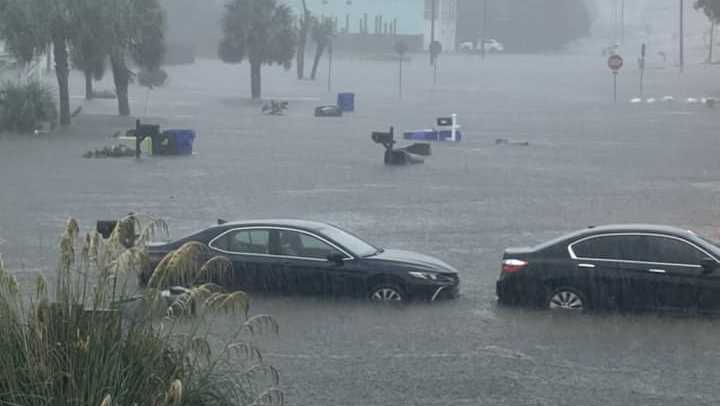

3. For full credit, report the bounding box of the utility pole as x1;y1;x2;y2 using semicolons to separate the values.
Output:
620;0;625;44
709;21;716;64
327;42;333;92
430;0;436;65
481;0;488;59
680;0;685;72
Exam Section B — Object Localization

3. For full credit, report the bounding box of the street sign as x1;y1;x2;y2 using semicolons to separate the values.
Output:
608;54;624;72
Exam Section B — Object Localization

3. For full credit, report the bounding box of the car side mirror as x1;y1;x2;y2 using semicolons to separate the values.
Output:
700;258;718;274
327;253;345;266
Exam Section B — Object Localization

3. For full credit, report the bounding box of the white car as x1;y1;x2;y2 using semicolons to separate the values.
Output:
481;38;504;53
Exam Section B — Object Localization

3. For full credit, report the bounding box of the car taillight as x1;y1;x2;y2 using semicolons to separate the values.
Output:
502;259;528;273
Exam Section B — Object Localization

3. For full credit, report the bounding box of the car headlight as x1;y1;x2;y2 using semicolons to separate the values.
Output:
408;271;439;280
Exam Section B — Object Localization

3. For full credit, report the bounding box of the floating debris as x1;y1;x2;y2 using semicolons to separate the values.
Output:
496;138;529;146
262;100;288;116
83;144;136;158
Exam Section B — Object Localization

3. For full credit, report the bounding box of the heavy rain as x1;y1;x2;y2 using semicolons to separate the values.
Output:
2;0;720;405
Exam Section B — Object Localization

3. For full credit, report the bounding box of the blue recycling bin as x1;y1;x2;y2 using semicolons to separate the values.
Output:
337;92;355;112
163;129;196;155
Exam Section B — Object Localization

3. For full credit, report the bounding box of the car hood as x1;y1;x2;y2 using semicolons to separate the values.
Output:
367;249;458;273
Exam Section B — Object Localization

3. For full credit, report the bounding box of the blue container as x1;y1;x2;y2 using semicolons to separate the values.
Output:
163;129;196;155
337;92;355;112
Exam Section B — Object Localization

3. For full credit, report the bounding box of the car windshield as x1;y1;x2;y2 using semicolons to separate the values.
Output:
317;225;379;257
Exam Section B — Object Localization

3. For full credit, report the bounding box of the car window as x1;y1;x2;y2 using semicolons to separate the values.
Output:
572;235;624;259
572;235;650;260
644;236;705;266
276;230;342;259
211;229;270;254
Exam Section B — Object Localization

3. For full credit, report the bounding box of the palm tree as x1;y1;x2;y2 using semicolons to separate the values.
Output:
106;0;165;116
219;0;296;99
69;0;110;100
310;17;334;81
296;0;310;79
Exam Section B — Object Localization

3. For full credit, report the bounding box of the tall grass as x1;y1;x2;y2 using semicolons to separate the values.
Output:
0;215;283;406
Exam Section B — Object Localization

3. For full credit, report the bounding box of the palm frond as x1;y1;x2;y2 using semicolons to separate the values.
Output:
251;388;285;406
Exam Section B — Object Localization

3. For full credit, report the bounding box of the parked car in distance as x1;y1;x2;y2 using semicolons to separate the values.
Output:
143;219;460;303
459;39;504;54
497;224;720;313
482;38;504;52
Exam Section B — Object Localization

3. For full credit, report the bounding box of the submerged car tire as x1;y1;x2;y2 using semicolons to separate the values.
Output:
369;284;405;303
545;286;588;312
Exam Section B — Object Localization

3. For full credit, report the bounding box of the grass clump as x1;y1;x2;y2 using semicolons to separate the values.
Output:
0;80;58;133
0;215;283;406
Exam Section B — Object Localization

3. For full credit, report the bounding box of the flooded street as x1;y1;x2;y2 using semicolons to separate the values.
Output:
3;52;720;404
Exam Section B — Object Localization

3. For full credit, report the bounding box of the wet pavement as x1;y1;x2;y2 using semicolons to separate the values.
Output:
2;51;720;405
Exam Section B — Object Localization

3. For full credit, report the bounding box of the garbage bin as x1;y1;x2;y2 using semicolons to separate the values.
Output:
151;132;177;155
337;92;355;112
164;129;196;155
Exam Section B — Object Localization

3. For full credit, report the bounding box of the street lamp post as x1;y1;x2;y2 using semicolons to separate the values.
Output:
481;0;488;59
680;0;685;72
430;0;436;65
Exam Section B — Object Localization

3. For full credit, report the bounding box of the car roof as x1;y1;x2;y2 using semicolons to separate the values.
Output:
213;219;336;233
537;224;699;249
581;224;696;236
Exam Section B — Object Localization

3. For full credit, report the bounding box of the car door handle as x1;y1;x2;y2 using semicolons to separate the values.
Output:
578;263;596;269
648;268;666;274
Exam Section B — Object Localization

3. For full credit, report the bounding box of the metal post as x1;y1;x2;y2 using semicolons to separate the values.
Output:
451;113;457;142
399;57;403;98
430;0;436;65
481;0;488;59
433;60;438;85
710;21;715;64
640;43;646;98
621;0;625;43
327;42;333;92
680;0;685;72
613;72;618;103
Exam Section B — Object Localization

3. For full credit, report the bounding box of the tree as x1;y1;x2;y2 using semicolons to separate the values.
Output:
219;0;296;99
106;0;166;116
696;0;720;21
296;0;309;79
0;0;74;126
309;16;334;81
696;0;720;63
69;0;110;100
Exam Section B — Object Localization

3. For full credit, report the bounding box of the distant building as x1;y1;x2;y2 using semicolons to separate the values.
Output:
284;0;424;36
423;0;457;52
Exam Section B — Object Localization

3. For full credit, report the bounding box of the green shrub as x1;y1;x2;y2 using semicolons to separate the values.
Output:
0;80;58;133
0;215;283;406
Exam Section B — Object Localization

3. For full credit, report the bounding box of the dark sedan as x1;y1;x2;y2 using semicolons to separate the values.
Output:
497;224;720;313
144;219;460;303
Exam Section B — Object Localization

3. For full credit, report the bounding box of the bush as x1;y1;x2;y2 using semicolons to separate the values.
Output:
0;80;58;133
0;215;283;406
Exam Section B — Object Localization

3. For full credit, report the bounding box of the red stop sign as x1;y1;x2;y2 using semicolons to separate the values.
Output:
608;54;624;72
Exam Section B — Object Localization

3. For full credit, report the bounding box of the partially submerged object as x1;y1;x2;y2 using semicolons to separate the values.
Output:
372;127;431;165
124;120;196;158
404;114;462;143
261;100;288;115
83;144;136;158
314;105;343;117
496;138;529;146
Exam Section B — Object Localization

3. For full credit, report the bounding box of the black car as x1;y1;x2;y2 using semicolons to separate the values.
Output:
144;219;460;303
497;224;720;313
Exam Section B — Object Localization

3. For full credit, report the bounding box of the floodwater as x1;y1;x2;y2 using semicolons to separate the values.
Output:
2;48;720;404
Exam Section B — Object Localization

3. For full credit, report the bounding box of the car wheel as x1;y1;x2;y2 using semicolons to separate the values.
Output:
546;287;587;312
369;285;405;303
